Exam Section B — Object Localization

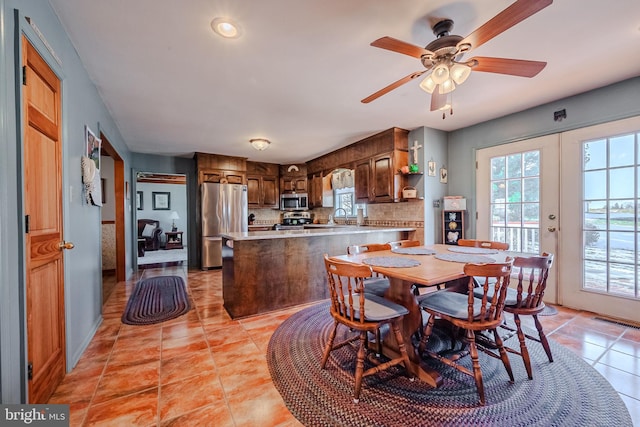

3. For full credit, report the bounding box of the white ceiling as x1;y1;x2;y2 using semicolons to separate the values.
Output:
48;0;640;164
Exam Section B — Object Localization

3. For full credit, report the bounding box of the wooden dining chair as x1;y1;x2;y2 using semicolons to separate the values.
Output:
457;239;510;250
418;259;514;406
474;253;555;379
346;243;392;297
387;239;421;249
321;254;413;403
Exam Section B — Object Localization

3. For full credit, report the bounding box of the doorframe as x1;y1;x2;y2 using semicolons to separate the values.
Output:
20;28;67;402
100;133;126;282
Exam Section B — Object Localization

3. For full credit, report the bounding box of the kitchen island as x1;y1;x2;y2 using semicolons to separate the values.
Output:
221;226;414;318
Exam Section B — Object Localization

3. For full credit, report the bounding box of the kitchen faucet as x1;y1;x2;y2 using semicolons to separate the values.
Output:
328;208;347;225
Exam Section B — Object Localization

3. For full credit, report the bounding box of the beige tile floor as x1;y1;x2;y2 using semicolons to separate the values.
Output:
52;265;640;426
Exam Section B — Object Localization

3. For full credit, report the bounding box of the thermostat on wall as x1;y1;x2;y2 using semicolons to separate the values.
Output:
443;197;466;211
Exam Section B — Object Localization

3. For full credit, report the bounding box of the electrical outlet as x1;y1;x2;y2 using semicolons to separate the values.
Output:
433;200;441;208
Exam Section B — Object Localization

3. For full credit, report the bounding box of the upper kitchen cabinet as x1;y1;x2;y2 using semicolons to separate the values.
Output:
355;150;407;203
196;153;247;185
247;161;280;208
279;164;307;194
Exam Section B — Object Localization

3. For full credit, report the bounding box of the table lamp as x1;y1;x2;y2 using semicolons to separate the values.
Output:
169;211;179;232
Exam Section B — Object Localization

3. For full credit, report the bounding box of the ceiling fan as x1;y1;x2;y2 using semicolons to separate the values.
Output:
361;0;552;115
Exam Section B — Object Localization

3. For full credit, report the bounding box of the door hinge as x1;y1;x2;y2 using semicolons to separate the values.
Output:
25;215;30;233
27;362;33;380
476;212;478;220
475;161;478;169
22;66;27;85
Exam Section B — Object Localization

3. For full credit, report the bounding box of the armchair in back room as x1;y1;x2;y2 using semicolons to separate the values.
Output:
138;219;163;251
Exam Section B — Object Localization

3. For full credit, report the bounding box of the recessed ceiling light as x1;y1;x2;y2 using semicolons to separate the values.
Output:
211;17;241;39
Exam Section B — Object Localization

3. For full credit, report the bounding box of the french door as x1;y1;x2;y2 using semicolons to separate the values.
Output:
476;135;559;303
559;116;640;320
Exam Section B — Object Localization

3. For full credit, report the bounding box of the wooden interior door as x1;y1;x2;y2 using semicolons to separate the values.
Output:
22;36;68;403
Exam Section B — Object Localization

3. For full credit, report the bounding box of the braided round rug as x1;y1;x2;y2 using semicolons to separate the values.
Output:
267;302;631;427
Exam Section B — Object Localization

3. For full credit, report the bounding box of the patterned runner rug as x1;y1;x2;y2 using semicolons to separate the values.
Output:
121;275;191;325
267;302;631;427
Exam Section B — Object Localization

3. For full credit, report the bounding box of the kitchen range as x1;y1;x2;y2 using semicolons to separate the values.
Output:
274;211;314;230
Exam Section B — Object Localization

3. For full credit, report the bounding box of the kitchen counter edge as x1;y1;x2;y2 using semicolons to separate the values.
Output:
222;226;415;241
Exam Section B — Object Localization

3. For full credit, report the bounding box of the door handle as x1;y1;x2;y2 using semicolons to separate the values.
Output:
547;227;556;232
59;241;75;250
548;214;556;220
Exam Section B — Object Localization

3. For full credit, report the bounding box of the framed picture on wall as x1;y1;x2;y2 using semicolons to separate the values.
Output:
85;125;101;171
152;192;171;210
136;191;143;210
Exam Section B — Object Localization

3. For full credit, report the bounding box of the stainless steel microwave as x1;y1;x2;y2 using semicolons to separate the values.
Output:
280;193;309;211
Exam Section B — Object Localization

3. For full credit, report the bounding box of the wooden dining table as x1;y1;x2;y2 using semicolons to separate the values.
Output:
332;243;501;388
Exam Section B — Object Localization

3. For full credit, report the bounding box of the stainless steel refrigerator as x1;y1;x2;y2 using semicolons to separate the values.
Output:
201;182;248;269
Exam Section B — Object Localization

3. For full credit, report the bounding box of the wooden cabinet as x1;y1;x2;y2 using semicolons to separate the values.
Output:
247;161;280;208
443;210;465;245
165;231;183;250
195;153;247;185
308;171;323;208
354;159;371;202
354;151;407;203
281;177;307;193
279;164;307;194
200;169;245;184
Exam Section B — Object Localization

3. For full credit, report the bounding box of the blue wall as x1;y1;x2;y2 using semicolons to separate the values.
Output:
0;0;132;402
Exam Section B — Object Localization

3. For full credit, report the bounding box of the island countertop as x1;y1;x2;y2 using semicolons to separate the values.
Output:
222;225;415;241
221;225;415;318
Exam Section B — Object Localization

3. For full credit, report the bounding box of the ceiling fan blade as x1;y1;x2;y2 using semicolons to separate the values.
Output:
458;0;553;51
371;36;433;58
430;88;448;111
361;71;426;103
470;57;546;77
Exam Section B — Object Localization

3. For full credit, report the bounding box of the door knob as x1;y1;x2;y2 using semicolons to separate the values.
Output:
548;214;556;220
547;227;556;232
59;241;75;250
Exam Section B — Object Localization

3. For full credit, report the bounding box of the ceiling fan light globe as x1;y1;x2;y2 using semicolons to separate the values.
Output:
450;63;471;84
431;63;450;84
439;79;455;94
419;76;437;94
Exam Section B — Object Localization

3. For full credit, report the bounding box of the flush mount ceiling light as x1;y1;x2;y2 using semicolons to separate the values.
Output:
250;138;271;151
211;17;241;38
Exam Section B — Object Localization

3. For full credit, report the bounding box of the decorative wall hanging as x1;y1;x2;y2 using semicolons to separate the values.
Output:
82;125;102;206
428;160;436;177
440;166;448;184
152;192;171;210
136;191;144;210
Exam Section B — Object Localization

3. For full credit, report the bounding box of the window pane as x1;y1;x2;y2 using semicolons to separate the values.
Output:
506;154;522;178
584;200;607;230
583;139;606;170
523;151;540;176
609;167;635;199
584;170;606;200
609;134;635;167
491;157;505;180
584;261;607;291
608;200;634;231
507;203;522;226
523;177;539;202
492;204;506;227
491;181;506;202
522;203;539;228
609;263;635;296
507;179;522;202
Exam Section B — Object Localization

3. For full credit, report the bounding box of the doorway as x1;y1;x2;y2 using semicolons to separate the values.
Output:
99;133;125;303
558;115;640;321
476;134;560;303
135;172;188;269
22;36;67;403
